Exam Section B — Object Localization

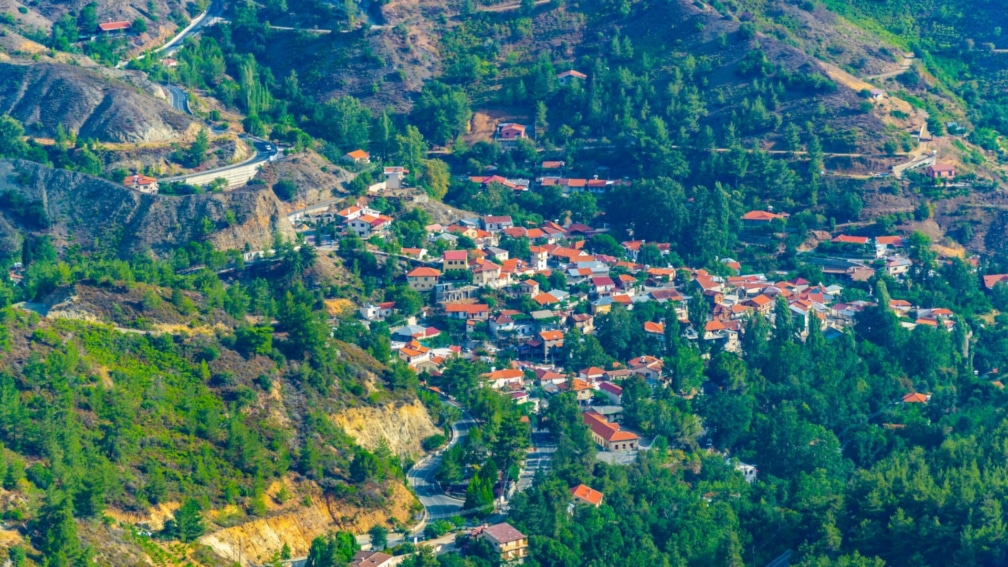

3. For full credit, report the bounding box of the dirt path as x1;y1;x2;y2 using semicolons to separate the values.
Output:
866;54;914;80
478;0;549;12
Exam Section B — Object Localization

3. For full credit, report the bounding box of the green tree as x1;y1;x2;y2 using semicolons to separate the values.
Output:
421;159;450;200
174;498;205;543
31;490;81;567
305;531;360;567
396;125;427;173
188;129;210;167
369;525;388;549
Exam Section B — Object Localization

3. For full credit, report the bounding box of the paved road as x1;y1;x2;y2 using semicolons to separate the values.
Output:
517;430;555;492
159;136;280;186
407;402;475;524
165;84;190;114
157;0;222;56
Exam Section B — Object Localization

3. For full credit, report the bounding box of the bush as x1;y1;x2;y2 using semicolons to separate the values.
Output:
424;519;455;539
421;434;447;451
25;463;53;489
273;179;297;201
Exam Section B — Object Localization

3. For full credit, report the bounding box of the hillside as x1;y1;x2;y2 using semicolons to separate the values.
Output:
0;61;197;144
0;287;436;564
0;159;294;258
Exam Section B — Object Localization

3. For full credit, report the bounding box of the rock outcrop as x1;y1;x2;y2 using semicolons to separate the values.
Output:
198;481;417;563
333;399;441;460
0;60;197;143
0;160;295;256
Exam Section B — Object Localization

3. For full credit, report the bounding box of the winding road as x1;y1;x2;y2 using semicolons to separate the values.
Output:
407;401;474;525
159;136;280;188
156;0;223;56
165;84;190;114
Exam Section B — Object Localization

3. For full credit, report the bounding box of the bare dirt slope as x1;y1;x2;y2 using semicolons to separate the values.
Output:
0;159;295;257
257;151;353;211
0;60;197;143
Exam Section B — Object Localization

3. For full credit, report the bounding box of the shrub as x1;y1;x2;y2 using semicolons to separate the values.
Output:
421;434;447;451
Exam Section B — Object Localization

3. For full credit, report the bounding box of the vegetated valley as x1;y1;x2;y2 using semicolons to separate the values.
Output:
2;0;1008;565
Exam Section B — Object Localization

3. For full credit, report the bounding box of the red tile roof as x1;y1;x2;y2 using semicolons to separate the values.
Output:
983;274;1008;290
539;330;564;341
832;235;869;245
742;210;785;222
583;411;638;442
484;369;525;382
99;20;131;31
644;321;664;334
479;523;526;545
570;484;604;506
407;267;441;277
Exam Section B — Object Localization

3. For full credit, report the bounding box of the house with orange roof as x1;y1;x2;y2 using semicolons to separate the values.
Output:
570;484;604;508
532;292;560;307
704;320;741;352
98;20;131;32
622;240;644;260
578;367;606;382
473;261;504;287
983;274;1008;290
336;202;379;223
526;227;547;240
528;246;549;270
557;70;588;85
832;235;870;246
123;173;159;194
583;411;638;452
400;247;428;260
483;368;526;390
875;235;904;247
902;392;930;404
537;329;564;359
628;355;663;381
498;123;528;141
519;279;540;297
536;369;569;385
558;378;594;404
745;294;774;316
407;267;441;292
398;342;431;367
741;210;787;225
643;321;665;336
926;163;955;180
444;303;490;321
349;214;392;238
343;149;371;164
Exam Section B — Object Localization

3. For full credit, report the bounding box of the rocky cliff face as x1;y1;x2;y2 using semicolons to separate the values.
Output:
0;60;197;143
0;160;295;256
333;399;441;460
198;480;417;563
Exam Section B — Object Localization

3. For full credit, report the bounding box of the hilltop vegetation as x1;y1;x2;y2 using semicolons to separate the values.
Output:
0;209;442;563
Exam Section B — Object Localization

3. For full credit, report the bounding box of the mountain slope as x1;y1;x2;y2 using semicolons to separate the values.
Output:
0;159;295;258
0;61;197;143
